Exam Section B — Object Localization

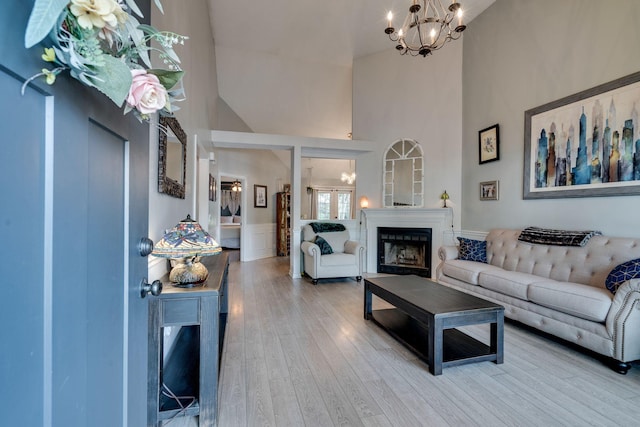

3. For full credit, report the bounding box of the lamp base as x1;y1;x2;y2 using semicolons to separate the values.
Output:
169;257;209;287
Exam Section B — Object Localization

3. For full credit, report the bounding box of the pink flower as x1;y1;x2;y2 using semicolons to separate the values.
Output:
126;69;168;115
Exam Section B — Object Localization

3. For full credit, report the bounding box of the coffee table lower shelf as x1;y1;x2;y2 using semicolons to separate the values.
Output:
370;308;497;370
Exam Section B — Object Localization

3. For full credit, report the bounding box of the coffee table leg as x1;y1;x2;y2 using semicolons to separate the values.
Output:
364;282;372;320
490;312;504;364
428;316;443;375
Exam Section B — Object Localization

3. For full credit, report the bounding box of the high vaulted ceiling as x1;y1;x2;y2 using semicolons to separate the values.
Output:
208;0;496;66
206;0;496;139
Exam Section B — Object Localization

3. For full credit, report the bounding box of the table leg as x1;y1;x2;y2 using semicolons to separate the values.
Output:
490;311;504;365
428;316;443;376
364;282;372;320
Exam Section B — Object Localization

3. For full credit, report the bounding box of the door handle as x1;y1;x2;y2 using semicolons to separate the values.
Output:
138;237;154;257
140;278;163;298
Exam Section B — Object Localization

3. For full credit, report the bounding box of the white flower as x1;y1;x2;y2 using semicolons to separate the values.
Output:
70;0;123;30
126;69;168;115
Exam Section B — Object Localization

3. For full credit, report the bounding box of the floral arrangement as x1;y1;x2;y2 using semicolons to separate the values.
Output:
23;0;187;121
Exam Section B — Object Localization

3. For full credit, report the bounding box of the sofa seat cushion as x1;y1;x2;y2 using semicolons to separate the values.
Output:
320;253;357;267
317;230;349;254
478;270;547;301
527;281;613;322
441;260;501;285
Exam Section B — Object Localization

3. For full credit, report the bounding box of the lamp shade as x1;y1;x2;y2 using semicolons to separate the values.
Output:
152;215;221;287
152;215;221;258
440;190;450;208
360;196;369;209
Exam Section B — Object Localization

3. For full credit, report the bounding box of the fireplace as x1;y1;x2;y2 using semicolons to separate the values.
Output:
377;227;432;277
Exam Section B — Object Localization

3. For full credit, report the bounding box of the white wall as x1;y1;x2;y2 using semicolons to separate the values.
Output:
149;0;220;280
211;148;290;225
352;44;464;231
216;46;353;139
462;0;640;237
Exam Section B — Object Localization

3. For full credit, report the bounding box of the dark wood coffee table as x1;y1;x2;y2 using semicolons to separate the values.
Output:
364;275;504;375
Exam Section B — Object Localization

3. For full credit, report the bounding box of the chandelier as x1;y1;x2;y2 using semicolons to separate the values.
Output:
385;1;466;57
341;160;356;185
341;172;356;185
231;179;242;192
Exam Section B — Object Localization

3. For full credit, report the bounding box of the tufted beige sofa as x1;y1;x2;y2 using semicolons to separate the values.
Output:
436;229;640;373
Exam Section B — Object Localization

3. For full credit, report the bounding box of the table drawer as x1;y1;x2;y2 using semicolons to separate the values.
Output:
162;298;200;325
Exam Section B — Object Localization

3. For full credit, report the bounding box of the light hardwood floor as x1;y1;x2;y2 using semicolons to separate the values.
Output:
169;254;640;426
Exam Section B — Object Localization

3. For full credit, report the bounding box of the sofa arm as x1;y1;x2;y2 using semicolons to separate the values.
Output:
438;245;459;261
301;240;320;257
605;278;640;362
344;240;364;255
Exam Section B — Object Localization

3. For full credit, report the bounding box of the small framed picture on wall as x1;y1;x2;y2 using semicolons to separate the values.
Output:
480;180;499;200
479;124;500;164
254;184;267;208
208;174;216;201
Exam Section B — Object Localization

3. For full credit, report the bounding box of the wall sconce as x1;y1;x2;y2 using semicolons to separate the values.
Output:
360;196;369;209
151;215;221;287
440;190;450;208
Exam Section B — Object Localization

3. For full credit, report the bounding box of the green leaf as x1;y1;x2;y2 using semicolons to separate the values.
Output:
25;0;69;48
90;55;133;107
124;15;151;68
153;0;164;14
148;69;184;91
124;0;144;18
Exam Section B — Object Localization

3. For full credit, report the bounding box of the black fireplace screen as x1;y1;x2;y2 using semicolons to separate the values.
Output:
377;227;432;277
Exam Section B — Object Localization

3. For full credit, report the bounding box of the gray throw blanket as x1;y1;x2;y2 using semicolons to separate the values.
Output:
309;222;346;233
518;226;602;247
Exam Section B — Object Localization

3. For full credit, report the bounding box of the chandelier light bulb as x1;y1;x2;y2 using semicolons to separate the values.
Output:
384;0;466;57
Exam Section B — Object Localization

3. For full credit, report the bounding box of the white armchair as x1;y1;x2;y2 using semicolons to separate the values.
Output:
300;223;364;285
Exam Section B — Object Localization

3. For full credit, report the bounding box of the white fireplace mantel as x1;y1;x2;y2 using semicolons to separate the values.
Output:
361;208;453;278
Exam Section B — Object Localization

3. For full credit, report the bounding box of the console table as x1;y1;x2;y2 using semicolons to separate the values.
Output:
147;252;229;426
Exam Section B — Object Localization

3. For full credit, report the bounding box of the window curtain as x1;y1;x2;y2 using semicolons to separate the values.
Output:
221;190;240;216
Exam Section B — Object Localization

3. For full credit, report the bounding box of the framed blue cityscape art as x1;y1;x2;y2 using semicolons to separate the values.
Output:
524;71;640;199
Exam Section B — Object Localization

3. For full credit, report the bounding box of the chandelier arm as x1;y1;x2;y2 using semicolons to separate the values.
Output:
385;0;465;57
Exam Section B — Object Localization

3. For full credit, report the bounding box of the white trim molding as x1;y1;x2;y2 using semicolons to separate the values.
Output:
244;223;277;261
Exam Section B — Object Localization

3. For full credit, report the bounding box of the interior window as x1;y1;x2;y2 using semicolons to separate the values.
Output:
314;189;353;220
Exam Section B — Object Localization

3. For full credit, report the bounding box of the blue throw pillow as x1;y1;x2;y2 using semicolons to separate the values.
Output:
605;258;640;294
457;237;487;263
315;236;333;255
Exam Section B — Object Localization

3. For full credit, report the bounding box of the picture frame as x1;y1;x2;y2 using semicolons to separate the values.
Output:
479;124;500;164
480;180;499;201
254;184;267;208
208;174;216;202
524;71;640;199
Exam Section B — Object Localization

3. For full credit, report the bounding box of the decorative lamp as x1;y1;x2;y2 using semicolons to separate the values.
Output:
360;196;369;209
152;215;222;287
440;190;450;208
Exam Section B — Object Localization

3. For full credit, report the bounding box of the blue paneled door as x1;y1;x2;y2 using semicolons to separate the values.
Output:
0;1;152;426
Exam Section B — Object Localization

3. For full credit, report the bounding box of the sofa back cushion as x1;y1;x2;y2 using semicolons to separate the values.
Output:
486;229;640;289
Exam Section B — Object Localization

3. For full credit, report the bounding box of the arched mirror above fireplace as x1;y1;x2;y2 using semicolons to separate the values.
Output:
383;139;424;207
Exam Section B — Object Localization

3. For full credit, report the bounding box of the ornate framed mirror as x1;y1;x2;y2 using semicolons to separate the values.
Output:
158;115;187;199
383;139;423;207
